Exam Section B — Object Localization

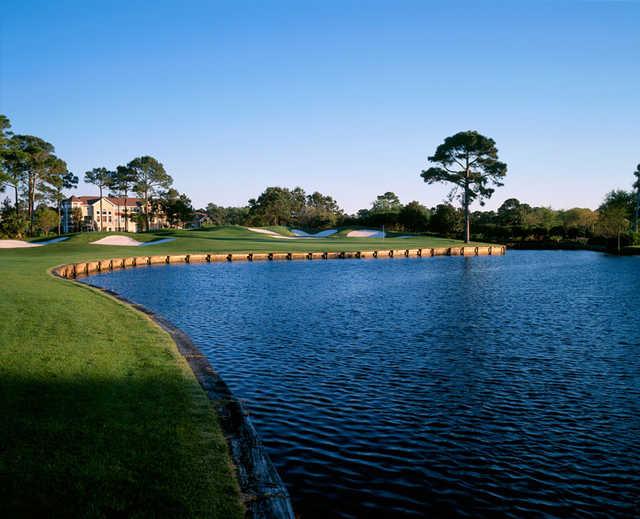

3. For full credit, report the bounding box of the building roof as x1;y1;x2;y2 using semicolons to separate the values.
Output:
68;195;142;206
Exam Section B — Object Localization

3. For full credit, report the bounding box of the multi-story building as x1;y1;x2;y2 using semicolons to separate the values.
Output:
61;196;166;233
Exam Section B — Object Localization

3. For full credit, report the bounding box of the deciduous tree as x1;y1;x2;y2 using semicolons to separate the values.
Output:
161;188;194;228
429;203;463;237
398;201;430;232
597;205;629;253
248;186;304;226
35;206;59;236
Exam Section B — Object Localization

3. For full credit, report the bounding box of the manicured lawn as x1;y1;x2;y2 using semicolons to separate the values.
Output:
0;227;477;516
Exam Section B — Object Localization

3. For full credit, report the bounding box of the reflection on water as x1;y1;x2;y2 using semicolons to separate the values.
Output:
84;251;640;518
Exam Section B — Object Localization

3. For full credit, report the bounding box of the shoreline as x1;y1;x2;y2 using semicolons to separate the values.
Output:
51;245;506;279
49;245;506;516
61;273;296;519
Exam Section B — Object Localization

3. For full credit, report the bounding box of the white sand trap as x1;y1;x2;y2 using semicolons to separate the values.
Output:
346;229;386;238
246;227;298;239
91;235;143;246
246;227;282;236
0;237;69;249
140;238;176;247
291;229;338;237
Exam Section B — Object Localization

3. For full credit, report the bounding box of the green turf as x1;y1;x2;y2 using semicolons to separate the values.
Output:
0;227;480;516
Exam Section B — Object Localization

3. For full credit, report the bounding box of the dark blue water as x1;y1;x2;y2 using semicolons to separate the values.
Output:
83;251;640;517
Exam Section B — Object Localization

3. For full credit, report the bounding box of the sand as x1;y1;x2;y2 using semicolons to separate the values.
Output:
90;236;143;246
346;230;386;238
245;227;299;239
0;237;69;249
247;227;340;239
90;235;178;246
246;227;281;236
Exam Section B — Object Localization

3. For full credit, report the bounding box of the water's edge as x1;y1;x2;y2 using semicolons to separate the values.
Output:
61;274;296;519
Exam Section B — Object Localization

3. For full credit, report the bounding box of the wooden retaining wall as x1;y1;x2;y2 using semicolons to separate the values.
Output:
52;246;505;279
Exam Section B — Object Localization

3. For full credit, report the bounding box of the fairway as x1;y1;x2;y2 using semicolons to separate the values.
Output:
0;227;475;517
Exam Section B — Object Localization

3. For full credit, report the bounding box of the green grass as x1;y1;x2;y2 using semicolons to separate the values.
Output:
0;227;480;516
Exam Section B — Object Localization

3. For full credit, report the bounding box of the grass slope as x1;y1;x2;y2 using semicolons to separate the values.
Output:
0;228;479;516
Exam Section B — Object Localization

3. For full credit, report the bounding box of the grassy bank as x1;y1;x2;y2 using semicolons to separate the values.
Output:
1;227;477;516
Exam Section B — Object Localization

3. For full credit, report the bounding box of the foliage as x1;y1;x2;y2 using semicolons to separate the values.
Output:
71;206;83;231
633;164;640;232
0;114;13;186
398;201;430;232
297;191;343;229
84;167;113;232
596;204;629;252
248;186;305;226
421;130;507;242
109;165;138;232
246;186;343;228
204;204;250;226
0;197;28;238
44;167;78;235
497;198;529;226
8;134;60;233
160;188;195;228
128;156;173;231
429;204;463;237
599;189;635;218
34;206;59;235
371;191;402;212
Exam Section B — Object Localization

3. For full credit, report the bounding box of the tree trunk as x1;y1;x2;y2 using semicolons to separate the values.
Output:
28;173;35;235
124;188;129;233
57;200;61;236
635;190;639;233
463;156;471;243
99;187;103;232
618;231;621;254
464;180;471;243
145;192;150;232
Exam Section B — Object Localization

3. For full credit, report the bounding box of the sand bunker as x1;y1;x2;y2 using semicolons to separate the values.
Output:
346;230;386;238
90;235;177;246
91;236;143;246
291;229;338;238
0;237;69;249
246;227;298;239
247;227;339;239
246;227;281;236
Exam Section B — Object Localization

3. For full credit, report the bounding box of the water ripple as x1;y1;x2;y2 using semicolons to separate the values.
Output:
84;251;640;518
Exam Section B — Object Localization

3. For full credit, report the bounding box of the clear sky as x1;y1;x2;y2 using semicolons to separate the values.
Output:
1;0;638;213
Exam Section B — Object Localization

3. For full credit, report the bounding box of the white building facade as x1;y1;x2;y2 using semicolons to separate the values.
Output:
61;196;165;233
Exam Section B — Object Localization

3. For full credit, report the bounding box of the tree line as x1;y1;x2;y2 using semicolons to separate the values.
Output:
200;185;639;250
3;117;638;251
0;115;195;238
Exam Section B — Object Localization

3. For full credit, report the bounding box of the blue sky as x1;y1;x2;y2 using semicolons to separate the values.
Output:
1;0;639;213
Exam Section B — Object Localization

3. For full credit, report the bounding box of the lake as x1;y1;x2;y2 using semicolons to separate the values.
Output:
82;251;640;517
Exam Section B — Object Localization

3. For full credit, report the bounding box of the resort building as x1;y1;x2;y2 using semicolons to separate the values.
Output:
61;196;166;233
